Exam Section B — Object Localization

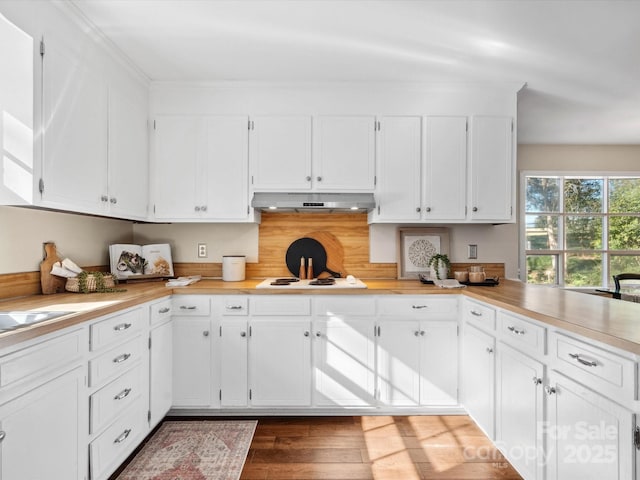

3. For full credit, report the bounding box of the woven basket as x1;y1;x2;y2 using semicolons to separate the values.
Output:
66;273;115;293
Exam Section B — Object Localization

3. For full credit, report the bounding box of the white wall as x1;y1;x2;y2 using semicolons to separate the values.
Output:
0;206;133;274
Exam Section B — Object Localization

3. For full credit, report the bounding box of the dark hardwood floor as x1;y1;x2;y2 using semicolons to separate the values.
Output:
240;416;523;480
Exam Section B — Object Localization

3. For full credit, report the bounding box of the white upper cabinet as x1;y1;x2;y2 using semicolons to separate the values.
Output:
249;116;312;191
469;115;514;222
107;83;149;220
41;33;108;214
153;115;252;222
314;115;376;191
373;116;422;221
423;116;467;221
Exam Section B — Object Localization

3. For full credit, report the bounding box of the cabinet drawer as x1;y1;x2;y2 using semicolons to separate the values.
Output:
462;299;496;331
551;332;636;402
90;308;142;351
0;328;83;388
90;366;143;434
89;401;146;480
315;296;376;317
251;296;311;316
172;295;210;316
221;296;249;316
89;336;143;388
498;311;546;355
149;298;172;326
378;296;457;318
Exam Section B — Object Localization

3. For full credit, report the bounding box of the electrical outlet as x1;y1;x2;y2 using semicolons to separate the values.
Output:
468;244;478;259
198;243;207;258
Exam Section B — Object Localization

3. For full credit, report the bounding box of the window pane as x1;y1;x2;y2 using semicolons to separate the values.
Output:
565;216;602;249
609;216;640;250
564;178;603;213
609;178;640;213
610;255;640;277
526;177;560;212
566;253;602;287
526;255;557;284
526;215;559;250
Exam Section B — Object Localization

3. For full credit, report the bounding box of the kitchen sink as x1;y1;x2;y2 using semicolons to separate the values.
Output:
0;311;74;333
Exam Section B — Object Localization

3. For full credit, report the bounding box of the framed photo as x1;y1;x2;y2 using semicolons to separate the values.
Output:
397;227;450;279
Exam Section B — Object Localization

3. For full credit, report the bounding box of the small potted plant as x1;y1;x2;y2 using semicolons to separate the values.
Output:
428;253;451;280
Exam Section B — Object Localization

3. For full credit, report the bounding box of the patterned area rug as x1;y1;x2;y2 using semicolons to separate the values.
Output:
117;420;257;480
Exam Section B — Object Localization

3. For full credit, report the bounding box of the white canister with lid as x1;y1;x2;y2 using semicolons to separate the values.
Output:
222;255;246;281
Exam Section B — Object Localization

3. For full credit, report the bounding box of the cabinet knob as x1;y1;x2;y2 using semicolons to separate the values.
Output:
545;386;556;395
425;207;431;212
316;332;322;337
472;207;478;212
316;176;322;182
414;330;421;337
201;205;207;212
240;331;246;337
203;330;209;337
110;197;117;204
304;331;310;337
420;330;426;336
486;347;494;354
416;207;421;213
195;206;201;212
101;195;108;202
532;377;542;385
306;176;311;181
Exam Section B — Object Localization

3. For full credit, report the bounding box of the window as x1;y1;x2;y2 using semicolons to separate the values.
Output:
522;174;640;288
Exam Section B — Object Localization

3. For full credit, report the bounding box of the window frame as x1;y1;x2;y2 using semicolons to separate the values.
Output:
520;171;640;289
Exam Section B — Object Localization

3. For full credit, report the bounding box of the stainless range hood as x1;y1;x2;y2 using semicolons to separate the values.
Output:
251;192;376;213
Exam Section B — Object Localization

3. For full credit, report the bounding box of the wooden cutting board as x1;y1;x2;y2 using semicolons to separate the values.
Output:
40;242;67;294
305;231;345;278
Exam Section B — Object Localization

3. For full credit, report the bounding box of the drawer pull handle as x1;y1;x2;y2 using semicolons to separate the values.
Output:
114;429;132;444
507;325;526;335
159;307;170;314
470;310;483;317
545;386;556;395
412;305;428;309
226;305;243;310
568;353;598;367
113;323;132;331
114;388;132;400
180;306;197;310
113;353;131;364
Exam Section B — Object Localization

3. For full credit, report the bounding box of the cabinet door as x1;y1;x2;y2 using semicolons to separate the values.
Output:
373;116;422;221
314;116;375;191
423;116;467;221
249;116;312;190
461;322;496;439
172;316;211;407
153;116;203;219
496;342;544;480
41;34;108;213
314;318;376;407
546;372;635;480
469;116;513;221
0;366;85;480
220;320;249;407
249;319;311;406
107;84;149;220
204;116;250;220
419;321;458;405
377;320;421;406
149;320;172;428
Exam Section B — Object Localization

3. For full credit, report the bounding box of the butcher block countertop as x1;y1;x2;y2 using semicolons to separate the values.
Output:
2;278;640;355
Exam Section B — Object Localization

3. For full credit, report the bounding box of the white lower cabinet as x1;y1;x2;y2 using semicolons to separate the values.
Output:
461;321;496;439
0;365;85;480
149;319;173;427
220;318;249;407
496;342;545;480
172;316;213;407
545;371;635;480
249;318;312;407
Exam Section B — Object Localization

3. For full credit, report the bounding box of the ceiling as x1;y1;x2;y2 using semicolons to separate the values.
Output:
69;0;640;145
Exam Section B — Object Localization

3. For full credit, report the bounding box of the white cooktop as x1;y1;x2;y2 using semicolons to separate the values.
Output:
256;278;367;289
